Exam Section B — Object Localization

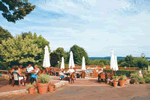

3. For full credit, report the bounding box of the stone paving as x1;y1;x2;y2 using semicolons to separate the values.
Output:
1;78;150;100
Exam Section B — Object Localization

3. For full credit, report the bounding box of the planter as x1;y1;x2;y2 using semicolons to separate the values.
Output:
119;80;125;87
37;83;49;94
113;81;118;87
28;88;35;94
49;86;54;93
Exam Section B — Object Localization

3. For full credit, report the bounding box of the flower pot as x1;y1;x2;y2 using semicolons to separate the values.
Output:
28;88;35;94
124;79;127;84
37;83;48;94
119;80;125;87
49;86;54;93
113;81;118;87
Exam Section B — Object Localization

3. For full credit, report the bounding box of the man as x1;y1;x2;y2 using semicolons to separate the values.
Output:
26;64;34;83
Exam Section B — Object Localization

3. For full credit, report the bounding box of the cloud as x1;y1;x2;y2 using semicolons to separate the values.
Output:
1;0;150;57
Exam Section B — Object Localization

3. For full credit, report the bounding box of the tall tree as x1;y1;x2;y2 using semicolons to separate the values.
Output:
0;26;13;44
69;45;89;66
133;58;149;69
124;55;135;67
50;52;59;67
0;35;42;69
0;0;36;23
21;32;50;65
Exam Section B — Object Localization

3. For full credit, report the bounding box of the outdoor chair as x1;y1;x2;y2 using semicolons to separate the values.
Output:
12;73;25;86
8;72;13;84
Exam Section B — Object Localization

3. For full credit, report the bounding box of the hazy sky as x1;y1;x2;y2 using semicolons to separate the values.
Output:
1;0;150;57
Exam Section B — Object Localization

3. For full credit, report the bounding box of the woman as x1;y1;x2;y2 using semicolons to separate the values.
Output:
9;65;15;74
59;69;67;80
30;65;39;83
13;66;26;85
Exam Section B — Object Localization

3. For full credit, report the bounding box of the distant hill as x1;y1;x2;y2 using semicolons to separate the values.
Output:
89;57;150;60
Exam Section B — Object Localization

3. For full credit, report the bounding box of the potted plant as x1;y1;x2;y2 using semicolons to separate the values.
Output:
112;76;118;87
119;76;125;87
27;84;35;94
37;74;51;94
48;84;55;93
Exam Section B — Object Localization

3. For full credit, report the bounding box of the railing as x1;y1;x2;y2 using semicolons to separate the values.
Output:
0;70;9;74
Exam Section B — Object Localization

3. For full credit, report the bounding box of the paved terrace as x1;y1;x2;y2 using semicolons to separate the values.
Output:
1;77;150;100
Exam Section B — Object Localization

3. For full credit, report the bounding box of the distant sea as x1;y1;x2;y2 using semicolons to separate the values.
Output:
89;57;150;60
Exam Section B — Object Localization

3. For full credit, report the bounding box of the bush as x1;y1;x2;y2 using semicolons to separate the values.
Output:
104;69;136;77
112;76;118;82
130;72;145;83
27;84;34;89
38;74;51;83
144;77;150;83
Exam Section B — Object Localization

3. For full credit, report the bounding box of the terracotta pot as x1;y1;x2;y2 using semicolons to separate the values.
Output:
37;83;48;94
124;79;127;84
49;86;54;93
119;80;125;87
113;81;118;87
28;88;35;94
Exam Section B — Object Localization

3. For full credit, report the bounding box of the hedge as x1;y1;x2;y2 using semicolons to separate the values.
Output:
104;69;138;77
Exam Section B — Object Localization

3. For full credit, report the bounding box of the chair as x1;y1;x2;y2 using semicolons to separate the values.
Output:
12;73;24;86
8;72;13;84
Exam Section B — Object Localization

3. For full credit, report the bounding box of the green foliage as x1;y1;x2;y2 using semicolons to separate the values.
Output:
38;74;51;83
0;0;36;23
133;58;148;69
50;52;59;67
130;72;145;83
112;76;118;81
89;59;110;66
124;55;135;67
27;84;34;89
0;35;42;69
143;71;150;83
21;32;50;66
104;69;136;77
69;45;89;66
0;26;13;44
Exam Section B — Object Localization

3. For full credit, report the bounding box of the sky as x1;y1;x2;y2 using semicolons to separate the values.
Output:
1;0;150;57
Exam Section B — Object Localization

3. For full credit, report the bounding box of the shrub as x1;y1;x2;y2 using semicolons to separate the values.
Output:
130;72;145;83
113;76;118;82
104;69;136;77
27;84;34;89
38;74;51;83
144;77;150;83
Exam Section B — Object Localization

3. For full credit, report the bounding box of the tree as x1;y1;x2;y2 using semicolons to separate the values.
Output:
0;26;13;44
0;0;36;23
0;35;42;69
124;55;135;67
133;58;149;69
21;32;50;65
69;45;89;65
50;52;59;67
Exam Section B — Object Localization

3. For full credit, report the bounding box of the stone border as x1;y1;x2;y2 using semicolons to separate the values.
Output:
0;81;69;97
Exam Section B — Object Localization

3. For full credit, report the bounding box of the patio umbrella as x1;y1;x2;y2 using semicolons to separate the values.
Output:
113;55;119;71
69;51;75;69
60;57;65;69
110;50;115;69
43;45;50;68
81;56;86;70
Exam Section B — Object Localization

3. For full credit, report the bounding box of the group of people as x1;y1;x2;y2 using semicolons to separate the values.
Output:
9;64;40;85
59;67;75;80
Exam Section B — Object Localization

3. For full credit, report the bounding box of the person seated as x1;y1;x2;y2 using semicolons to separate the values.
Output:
67;66;75;75
13;66;26;85
30;65;39;83
25;64;34;83
9;65;15;74
18;65;23;73
59;69;67;80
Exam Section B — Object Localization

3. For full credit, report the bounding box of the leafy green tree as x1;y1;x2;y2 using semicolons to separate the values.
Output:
0;26;13;44
21;32;50;65
50;52;59;67
0;35;42;69
55;47;67;61
0;0;36;23
69;45;89;65
133;58;149;69
124;55;135;67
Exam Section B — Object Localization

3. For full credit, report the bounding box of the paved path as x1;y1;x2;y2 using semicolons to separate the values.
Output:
1;78;150;100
